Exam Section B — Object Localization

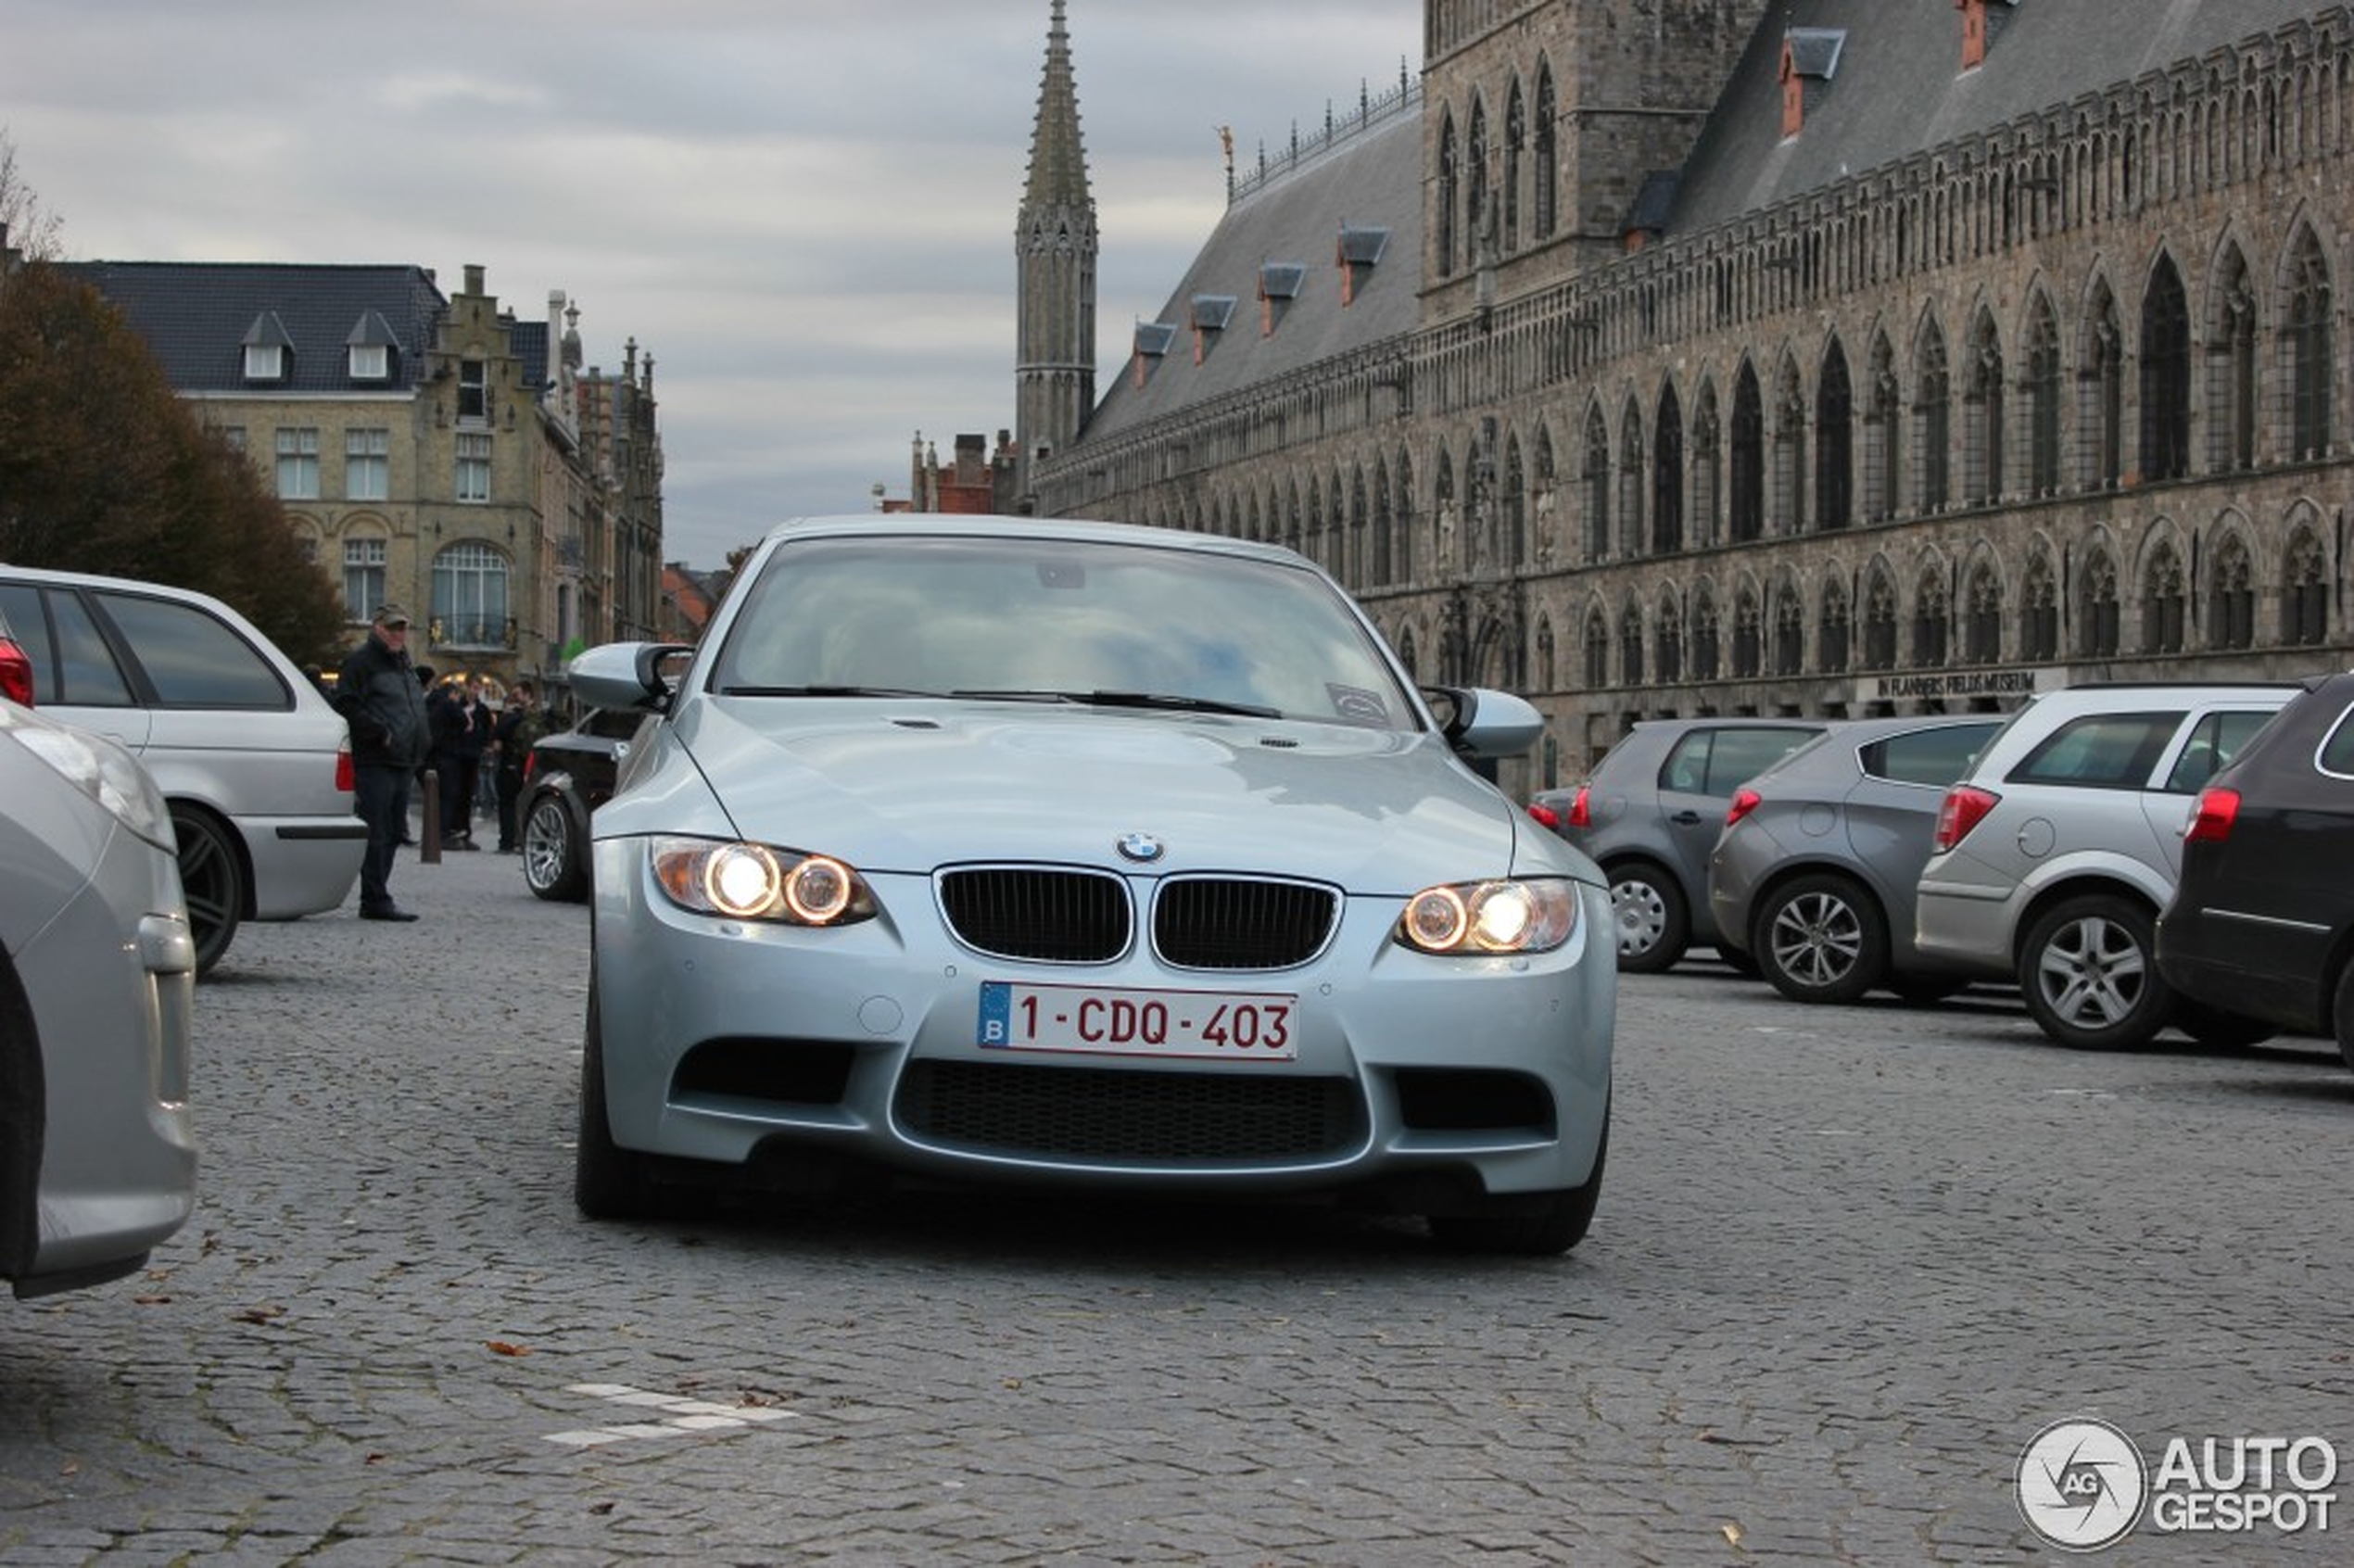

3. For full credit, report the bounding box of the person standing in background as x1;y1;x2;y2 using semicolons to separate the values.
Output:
335;605;430;921
491;681;548;854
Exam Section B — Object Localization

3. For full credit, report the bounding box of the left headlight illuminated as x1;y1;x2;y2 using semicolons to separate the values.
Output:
1396;877;1580;955
649;836;877;927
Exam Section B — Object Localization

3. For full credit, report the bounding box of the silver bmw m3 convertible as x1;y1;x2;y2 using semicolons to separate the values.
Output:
570;515;1614;1252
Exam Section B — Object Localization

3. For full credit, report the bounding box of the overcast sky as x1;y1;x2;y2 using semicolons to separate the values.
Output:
3;0;1423;568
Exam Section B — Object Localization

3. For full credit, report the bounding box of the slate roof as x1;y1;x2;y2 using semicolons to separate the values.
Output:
1079;106;1422;444
61;261;453;396
1668;0;2337;234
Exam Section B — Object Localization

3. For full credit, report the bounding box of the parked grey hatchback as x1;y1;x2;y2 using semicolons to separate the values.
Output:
1708;714;2003;1004
1530;717;1833;972
1915;682;2296;1049
0;566;365;973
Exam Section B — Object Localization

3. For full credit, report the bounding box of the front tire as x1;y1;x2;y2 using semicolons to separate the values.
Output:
523;791;587;902
1429;1116;1607;1256
575;992;705;1220
171;804;243;976
1608;865;1689;973
2019;894;2174;1050
1753;873;1888;1005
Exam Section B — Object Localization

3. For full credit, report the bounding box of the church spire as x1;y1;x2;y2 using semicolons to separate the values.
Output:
1015;0;1097;510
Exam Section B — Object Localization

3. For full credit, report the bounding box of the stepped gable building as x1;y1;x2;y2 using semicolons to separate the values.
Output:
65;259;664;692
1026;0;2354;792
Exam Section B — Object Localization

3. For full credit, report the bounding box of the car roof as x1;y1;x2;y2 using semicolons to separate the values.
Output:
754;512;1311;570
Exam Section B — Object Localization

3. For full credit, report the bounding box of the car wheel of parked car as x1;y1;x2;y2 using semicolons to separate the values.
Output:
575;993;707;1221
2335;962;2354;1075
1428;1114;1605;1255
1608;865;1688;973
2174;1001;2279;1050
170;803;243;977
1753;873;1889;1005
2019;894;2175;1050
523;793;586;902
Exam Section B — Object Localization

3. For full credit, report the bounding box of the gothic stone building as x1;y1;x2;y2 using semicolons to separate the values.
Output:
1025;0;2354;796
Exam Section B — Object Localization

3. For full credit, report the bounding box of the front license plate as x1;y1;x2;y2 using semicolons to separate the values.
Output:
977;980;1297;1061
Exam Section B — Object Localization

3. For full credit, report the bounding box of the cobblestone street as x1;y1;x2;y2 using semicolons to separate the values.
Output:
3;836;2348;1563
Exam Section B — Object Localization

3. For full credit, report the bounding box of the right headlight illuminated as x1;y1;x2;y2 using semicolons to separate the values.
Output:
1395;877;1580;955
648;836;876;927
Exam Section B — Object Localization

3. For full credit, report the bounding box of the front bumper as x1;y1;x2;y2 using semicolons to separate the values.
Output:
588;840;1614;1202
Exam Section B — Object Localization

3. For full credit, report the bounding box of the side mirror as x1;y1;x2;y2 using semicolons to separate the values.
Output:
1424;685;1544;759
572;641;692;713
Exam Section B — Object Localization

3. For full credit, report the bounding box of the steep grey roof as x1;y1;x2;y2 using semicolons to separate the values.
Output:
1670;0;2338;234
1079;106;1422;444
63;261;449;396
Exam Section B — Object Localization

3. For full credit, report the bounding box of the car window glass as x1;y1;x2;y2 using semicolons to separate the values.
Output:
25;586;140;706
1660;733;1711;792
2161;708;2278;792
1704;727;1819;794
95;591;289;709
1863;721;2000;787
713;536;1415;730
2318;703;2354;778
2012;711;2183;789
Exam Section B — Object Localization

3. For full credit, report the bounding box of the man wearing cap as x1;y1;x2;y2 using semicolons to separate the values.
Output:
334;604;431;921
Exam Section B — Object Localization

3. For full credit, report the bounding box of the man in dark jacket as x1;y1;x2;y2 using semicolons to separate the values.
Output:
335;603;431;921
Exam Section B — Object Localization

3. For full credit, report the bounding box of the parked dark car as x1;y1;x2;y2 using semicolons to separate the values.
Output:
2157;670;2354;1069
520;708;642;901
1708;714;2002;1005
1530;717;1833;972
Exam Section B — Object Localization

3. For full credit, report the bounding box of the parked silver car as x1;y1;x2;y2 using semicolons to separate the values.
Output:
0;566;366;973
0;697;197;1297
1708;714;2003;1005
1530;717;1833;972
573;515;1615;1254
1916;683;2296;1049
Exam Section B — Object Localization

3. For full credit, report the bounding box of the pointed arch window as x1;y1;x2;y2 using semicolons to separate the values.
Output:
1818;580;1851;674
2020;553;2059;661
1816;343;1853;530
1917;325;1951;512
2079;550;2121;658
2141;258;2191;482
1862;572;1899;671
1503;82;1525;253
2212;247;2258;471
1690;593;1722;681
2208;534;2255;650
1431;449;1455;576
1965;562;2003;664
1729;365;1765;542
2285;527;2329;644
1913;569;1950;666
1966;314;2004;506
1583;408;1611;562
2288;230;2333;461
1436;114;1460;276
2084;288;2124;488
1656;595;1685;684
1583;609;1611;688
1619;601;1645;686
1535;616;1556;691
1773;363;1805;537
2142;541;2187;653
1501;436;1527;567
1773;585;1804;677
1732;588;1763;678
1533;66;1559;240
1654;385;1685;553
1617;409;1645;558
2026;298;2062;496
1691;388;1721;547
1394;450;1416;584
1466;100;1490;261
1866;338;1901;523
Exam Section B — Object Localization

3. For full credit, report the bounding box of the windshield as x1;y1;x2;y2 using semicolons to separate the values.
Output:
709;534;1421;732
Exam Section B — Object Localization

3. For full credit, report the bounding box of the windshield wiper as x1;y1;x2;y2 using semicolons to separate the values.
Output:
952;688;1281;719
717;684;942;699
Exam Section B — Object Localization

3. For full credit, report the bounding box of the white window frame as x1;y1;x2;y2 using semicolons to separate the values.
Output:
275;427;321;500
345;427;389;502
343;537;386;621
456;433;492;503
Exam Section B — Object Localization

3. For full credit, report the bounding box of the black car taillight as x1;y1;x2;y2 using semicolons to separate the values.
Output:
2184;786;2240;843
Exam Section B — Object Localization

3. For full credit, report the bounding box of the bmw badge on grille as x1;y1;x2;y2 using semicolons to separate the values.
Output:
1117;832;1165;863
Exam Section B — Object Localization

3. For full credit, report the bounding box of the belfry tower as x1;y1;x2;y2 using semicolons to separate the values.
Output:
1015;0;1097;510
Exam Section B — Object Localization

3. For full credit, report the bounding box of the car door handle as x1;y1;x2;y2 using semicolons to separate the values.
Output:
1671;810;1703;825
